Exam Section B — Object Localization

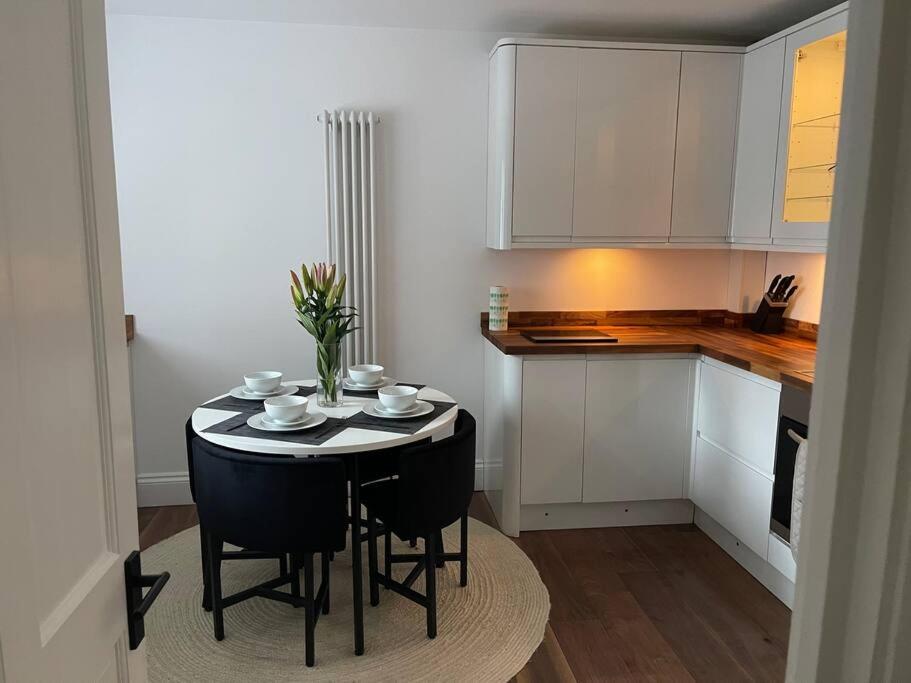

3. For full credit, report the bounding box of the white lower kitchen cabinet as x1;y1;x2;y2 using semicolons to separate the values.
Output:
691;436;774;558
583;358;694;502
483;344;797;608
483;346;695;535
692;358;780;557
520;358;586;504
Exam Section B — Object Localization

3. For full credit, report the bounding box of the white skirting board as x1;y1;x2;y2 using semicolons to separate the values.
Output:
137;460;489;508
136;471;192;507
694;506;795;608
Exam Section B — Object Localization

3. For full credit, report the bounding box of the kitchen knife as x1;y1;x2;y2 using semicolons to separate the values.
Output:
784;285;798;302
780;274;796;296
772;275;794;301
767;274;782;298
772;276;791;301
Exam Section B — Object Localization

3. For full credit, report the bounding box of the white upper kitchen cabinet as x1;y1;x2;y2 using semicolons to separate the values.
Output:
583;358;694;502
572;49;681;242
770;9;848;247
671;52;742;242
730;39;786;244
520;359;586;505
511;46;579;239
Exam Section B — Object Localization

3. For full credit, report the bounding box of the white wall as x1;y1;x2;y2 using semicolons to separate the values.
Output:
108;14;752;503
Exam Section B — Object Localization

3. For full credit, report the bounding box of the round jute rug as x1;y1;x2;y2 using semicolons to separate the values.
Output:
142;519;549;681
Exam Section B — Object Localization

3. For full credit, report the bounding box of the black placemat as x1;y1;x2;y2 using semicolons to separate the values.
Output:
201;385;317;413
341;381;427;398
202;411;348;446
344;400;456;435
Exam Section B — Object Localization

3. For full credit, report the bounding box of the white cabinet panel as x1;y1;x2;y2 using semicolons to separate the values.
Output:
768;532;797;581
520;359;586;504
692;436;773;558
512;46;578;238
583;359;693;502
697;361;780;476
572;49;680;240
486;45;517;250
730;40;786;243
671;52;742;241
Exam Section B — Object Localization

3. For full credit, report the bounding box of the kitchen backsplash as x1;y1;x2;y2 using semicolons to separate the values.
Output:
765;252;826;324
489;249;826;325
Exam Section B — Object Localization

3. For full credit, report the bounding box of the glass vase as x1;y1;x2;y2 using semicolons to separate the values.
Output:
316;341;343;407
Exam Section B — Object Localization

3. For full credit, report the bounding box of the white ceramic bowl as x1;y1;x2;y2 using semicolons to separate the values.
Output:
377;385;418;413
243;371;282;394
348;364;384;386
263;395;309;423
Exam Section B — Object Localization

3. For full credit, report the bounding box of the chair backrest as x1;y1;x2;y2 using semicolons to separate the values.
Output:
192;438;348;554
396;410;476;537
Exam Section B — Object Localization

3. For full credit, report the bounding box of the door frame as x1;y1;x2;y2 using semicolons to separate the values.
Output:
787;0;911;679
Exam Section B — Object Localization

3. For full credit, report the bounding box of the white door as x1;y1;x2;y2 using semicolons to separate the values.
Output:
770;10;849;244
0;2;147;680
730;39;786;244
583;358;693;502
511;46;579;239
691;437;773;558
572;49;680;241
670;52;742;242
520;359;586;504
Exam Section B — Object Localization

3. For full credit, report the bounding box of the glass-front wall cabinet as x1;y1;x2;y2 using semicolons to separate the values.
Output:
782;29;847;224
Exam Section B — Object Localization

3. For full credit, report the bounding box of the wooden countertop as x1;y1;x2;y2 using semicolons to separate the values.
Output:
481;322;817;391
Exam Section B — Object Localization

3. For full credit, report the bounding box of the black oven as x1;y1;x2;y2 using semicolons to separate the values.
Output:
770;385;811;543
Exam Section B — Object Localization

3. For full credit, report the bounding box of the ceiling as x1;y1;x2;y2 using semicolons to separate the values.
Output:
106;0;845;45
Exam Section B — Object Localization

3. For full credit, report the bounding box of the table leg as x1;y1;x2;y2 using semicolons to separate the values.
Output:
350;456;365;655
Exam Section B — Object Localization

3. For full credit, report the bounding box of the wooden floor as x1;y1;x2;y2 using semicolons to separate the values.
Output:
139;494;790;682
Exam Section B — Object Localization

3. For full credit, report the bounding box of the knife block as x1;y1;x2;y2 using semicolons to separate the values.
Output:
750;294;790;334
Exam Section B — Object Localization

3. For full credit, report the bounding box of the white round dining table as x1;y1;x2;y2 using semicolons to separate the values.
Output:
191;379;459;657
192;380;458;456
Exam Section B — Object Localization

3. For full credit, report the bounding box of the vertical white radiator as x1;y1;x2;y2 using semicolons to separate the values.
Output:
319;109;378;368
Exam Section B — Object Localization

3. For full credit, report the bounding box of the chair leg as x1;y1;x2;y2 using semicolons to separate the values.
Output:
435;530;445;568
384;528;392;582
290;553;301;604
321;551;331;615
460;511;469;587
205;533;224;641
280;553;288;577
199;524;212;612
367;513;380;607
425;535;437;639
304;553;315;667
410;536;417;548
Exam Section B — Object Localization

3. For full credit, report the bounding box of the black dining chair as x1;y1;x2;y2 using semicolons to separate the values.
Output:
192;438;348;667
338;438;431;546
362;410;476;638
185;419;288;611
